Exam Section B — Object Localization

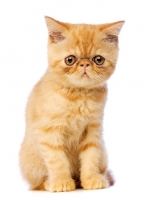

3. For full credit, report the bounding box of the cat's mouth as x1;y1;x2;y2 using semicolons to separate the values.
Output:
82;71;89;77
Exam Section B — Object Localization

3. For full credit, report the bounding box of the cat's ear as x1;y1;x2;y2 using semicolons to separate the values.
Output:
45;16;67;43
101;21;125;43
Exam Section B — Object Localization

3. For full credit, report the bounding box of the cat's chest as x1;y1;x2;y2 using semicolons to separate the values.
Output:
67;98;95;117
65;95;102;127
57;88;105;120
61;89;102;112
49;87;106;130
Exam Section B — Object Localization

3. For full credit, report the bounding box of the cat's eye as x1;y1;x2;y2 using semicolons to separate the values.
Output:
92;55;105;66
65;55;77;66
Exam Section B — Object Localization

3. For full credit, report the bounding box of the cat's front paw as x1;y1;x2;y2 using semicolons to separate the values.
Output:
81;175;108;190
45;178;76;192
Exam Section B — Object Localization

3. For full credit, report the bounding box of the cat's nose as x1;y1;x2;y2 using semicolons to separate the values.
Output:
79;60;90;68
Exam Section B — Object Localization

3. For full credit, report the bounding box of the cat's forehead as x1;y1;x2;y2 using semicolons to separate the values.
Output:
70;24;97;43
67;24;101;56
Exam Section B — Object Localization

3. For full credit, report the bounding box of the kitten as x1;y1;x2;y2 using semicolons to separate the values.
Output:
19;16;124;192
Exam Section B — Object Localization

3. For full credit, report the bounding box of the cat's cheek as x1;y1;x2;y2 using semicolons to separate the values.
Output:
64;67;71;73
63;65;77;74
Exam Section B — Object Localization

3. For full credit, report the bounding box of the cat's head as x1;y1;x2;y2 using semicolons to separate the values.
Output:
45;16;124;89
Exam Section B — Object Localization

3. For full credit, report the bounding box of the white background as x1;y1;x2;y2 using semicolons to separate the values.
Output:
0;0;151;199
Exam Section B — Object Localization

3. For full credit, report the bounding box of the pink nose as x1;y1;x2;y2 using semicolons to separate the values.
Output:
79;60;90;68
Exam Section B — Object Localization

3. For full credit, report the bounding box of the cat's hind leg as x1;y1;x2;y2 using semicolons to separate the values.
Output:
19;136;47;190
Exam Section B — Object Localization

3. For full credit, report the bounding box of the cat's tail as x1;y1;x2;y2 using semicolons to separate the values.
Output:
106;170;115;187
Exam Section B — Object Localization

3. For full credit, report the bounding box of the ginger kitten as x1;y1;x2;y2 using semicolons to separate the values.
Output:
19;16;124;192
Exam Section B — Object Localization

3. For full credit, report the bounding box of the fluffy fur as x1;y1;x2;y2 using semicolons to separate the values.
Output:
19;16;124;192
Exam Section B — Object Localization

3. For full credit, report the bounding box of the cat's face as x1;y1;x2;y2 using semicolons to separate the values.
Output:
45;17;124;89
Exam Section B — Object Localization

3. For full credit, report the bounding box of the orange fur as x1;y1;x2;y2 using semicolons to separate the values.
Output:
19;16;124;192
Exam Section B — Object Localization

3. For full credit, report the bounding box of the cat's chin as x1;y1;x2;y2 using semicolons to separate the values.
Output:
68;77;104;89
